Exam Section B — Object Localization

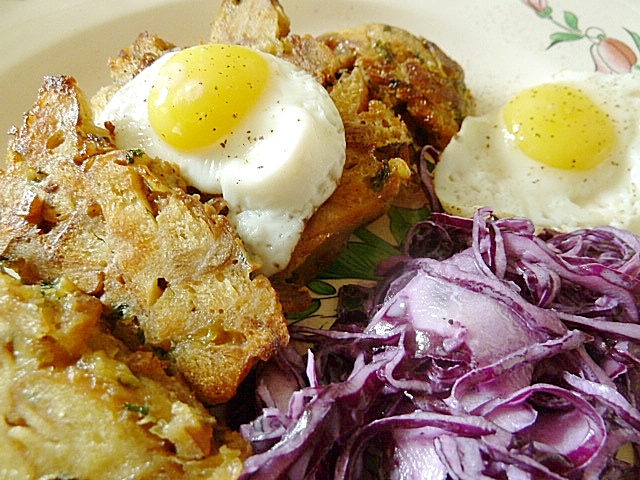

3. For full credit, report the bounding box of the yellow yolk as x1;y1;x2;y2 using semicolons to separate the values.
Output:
147;44;269;150
502;84;616;170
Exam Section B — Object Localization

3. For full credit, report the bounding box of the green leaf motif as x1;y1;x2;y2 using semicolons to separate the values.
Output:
317;207;431;281
318;241;389;280
353;227;399;255
625;28;640;56
308;279;337;296
547;31;584;49
286;298;321;322
388;205;431;245
318;228;399;281
536;7;553;19
563;11;579;31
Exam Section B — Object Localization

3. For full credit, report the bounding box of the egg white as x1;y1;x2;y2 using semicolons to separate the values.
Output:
433;70;640;234
96;48;346;275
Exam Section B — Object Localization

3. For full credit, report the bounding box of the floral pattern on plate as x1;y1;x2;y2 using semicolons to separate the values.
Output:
289;205;431;326
523;0;640;73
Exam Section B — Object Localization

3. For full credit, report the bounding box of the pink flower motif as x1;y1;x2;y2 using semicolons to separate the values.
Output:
522;0;549;13
590;37;637;73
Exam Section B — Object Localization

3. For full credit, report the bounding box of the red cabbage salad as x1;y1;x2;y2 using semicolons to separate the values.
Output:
237;205;640;479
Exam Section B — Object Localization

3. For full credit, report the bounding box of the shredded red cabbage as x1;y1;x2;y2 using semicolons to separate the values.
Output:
239;208;640;479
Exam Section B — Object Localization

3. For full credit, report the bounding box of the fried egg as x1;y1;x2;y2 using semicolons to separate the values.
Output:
433;70;640;234
97;44;346;275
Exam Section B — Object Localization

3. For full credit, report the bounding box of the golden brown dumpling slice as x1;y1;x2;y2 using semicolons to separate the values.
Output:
0;75;288;405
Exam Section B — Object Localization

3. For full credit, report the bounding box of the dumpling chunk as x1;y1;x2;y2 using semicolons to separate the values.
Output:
0;75;289;405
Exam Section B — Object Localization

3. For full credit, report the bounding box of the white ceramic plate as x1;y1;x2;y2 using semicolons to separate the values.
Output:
3;0;640;157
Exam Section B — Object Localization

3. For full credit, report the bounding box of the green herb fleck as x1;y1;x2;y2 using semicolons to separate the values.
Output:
124;403;150;415
110;303;131;320
40;280;57;291
371;161;391;191
374;40;395;63
125;149;145;164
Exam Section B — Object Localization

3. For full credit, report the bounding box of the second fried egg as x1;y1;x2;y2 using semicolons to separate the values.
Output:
433;70;640;234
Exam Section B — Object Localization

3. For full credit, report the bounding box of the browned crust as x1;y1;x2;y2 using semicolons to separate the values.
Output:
1;75;289;404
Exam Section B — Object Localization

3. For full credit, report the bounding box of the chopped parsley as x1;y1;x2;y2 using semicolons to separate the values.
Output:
125;148;145;164
123;403;150;416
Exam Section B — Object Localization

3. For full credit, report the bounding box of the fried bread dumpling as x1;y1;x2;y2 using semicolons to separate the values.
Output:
0;75;289;404
0;270;250;479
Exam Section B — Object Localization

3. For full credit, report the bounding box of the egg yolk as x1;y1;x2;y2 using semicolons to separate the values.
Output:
502;84;616;170
148;44;269;150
